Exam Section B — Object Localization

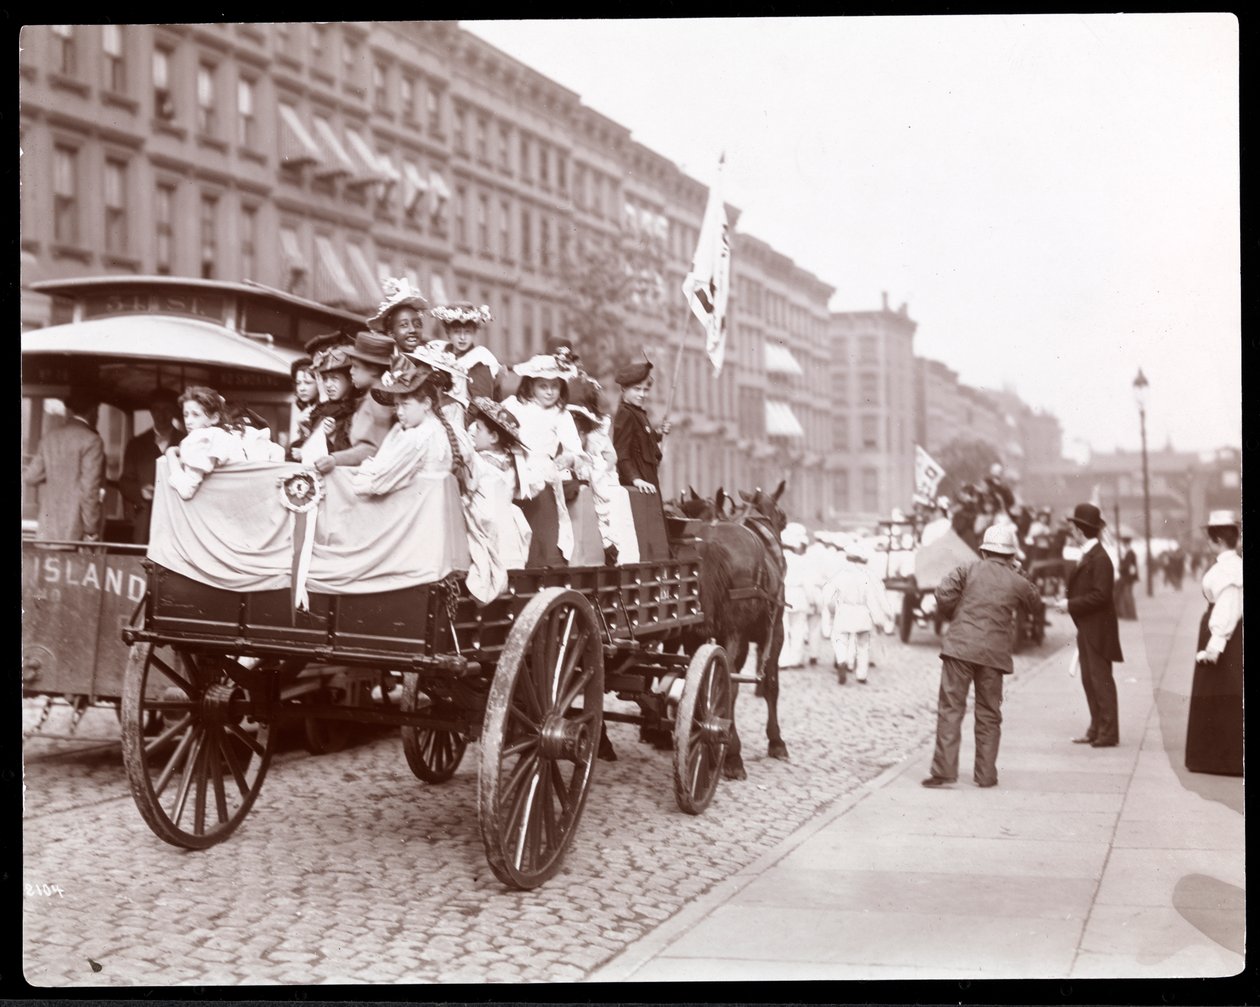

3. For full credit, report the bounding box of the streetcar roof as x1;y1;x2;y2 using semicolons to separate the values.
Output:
30;275;364;329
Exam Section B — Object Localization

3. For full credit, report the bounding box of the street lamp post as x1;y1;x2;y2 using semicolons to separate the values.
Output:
1133;369;1153;596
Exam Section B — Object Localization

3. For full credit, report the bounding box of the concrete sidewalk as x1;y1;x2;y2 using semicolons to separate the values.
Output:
590;589;1244;981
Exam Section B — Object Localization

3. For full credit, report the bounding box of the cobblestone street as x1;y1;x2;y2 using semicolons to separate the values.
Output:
22;618;1074;986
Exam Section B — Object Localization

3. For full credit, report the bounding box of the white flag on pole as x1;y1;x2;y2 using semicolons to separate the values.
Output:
682;154;732;374
914;445;946;500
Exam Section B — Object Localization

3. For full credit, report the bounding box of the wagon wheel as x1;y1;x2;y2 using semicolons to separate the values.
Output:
121;643;274;850
672;643;733;815
478;588;604;890
899;593;915;643
400;672;468;784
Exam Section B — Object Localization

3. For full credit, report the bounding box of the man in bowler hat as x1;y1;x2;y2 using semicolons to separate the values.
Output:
1055;503;1124;747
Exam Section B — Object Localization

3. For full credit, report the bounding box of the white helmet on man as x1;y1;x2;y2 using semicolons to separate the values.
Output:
980;523;1019;556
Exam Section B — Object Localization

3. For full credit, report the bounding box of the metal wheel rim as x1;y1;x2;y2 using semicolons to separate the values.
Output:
121;644;273;850
478;589;604;889
673;643;732;815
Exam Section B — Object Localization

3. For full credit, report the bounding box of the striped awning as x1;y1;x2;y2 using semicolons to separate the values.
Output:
764;341;804;376
311;118;356;179
344;129;387;186
403;162;430;214
765;399;805;439
345;244;382;309
312;236;359;307
279;228;307;278
428;170;451;218
278;105;322;167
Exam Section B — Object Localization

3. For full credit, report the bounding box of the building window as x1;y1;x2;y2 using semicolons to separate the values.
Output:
557;154;567;197
861;415;878;450
400;74;414;119
499;124;511;172
859;371;879;404
833;415;849;452
237;77;256;147
104;158;128;255
102;24;125;92
155;183;174;274
574;164;586;210
373;62;387;112
538;143;550;189
342;37;358;88
454;184;468;249
476;192;489;255
499;202;511;260
153;45;175;120
311;24;325;63
520;207;532;260
862;469;879;512
540;214;551;269
199;194;218;279
53;145;78;245
520;135;531;182
241;205;257;280
541;305;553;347
453;105;466;153
476;116;488;162
51;25;75;75
196;63;217;136
274;22;291;55
859;335;878;364
426;85;440;132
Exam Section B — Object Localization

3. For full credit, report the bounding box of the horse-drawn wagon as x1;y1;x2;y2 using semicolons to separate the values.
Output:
116;460;761;890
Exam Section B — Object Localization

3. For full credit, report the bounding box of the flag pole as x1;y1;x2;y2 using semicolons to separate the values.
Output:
662;300;687;426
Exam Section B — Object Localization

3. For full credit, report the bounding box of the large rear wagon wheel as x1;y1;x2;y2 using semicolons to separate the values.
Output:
401;673;468;784
478;588;604;890
121;643;274;850
673;643;733;815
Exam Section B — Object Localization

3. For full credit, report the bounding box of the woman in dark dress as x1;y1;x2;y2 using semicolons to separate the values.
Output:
1185;510;1243;776
612;358;672;560
1114;534;1139;621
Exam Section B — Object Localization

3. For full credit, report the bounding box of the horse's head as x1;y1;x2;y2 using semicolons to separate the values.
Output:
739;480;788;535
678;493;716;520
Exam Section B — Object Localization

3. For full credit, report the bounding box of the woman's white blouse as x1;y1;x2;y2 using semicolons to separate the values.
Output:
349;415;452;497
1202;549;1243;656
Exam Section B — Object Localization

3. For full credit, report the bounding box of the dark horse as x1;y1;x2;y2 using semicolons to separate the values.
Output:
676;481;790;779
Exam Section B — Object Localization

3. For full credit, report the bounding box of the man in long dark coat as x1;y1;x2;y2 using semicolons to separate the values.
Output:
1055;503;1124;747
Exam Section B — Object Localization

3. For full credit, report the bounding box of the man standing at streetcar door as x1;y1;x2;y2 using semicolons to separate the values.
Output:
24;388;106;543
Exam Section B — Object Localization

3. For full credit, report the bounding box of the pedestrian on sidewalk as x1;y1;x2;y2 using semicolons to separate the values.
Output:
1055;503;1124;748
1185;510;1243;776
919;523;1042;788
1114;533;1139;620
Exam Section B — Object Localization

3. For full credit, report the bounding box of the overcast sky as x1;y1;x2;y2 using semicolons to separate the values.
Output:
462;15;1240;458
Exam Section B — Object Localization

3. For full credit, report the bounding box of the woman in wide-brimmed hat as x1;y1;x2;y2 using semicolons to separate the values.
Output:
466;396;535;575
1185;510;1243;775
430;301;501;403
307;331;399;474
367;277;429;354
291;344;358;463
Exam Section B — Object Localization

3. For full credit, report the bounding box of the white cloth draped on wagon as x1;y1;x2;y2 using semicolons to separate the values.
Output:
148;457;470;598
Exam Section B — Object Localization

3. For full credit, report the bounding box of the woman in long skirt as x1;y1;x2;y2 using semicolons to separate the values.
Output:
1185;511;1243;776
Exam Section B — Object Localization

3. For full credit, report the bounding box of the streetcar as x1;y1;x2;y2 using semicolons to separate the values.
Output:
21;276;366;749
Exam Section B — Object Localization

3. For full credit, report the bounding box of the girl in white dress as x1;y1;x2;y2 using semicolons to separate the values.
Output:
467;397;535;572
567;377;639;565
501;353;584;565
165;386;248;499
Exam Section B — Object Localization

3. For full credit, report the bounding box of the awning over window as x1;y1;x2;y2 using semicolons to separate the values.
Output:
278;105;322;167
428;170;451;218
312;236;359;308
765;399;806;439
344;130;386;186
403;162;430;214
373;151;402;203
764;341;804;376
311;118;357;179
279;229;307;278
345;244;383;310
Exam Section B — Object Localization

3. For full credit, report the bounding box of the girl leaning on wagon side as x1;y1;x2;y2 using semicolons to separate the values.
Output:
1185;510;1243;776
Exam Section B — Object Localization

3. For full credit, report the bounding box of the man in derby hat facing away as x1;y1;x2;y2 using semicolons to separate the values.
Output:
1055;502;1124;747
920;523;1043;788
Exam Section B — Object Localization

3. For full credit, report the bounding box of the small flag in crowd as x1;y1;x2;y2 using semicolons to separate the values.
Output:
682;154;732;374
915;445;946;500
